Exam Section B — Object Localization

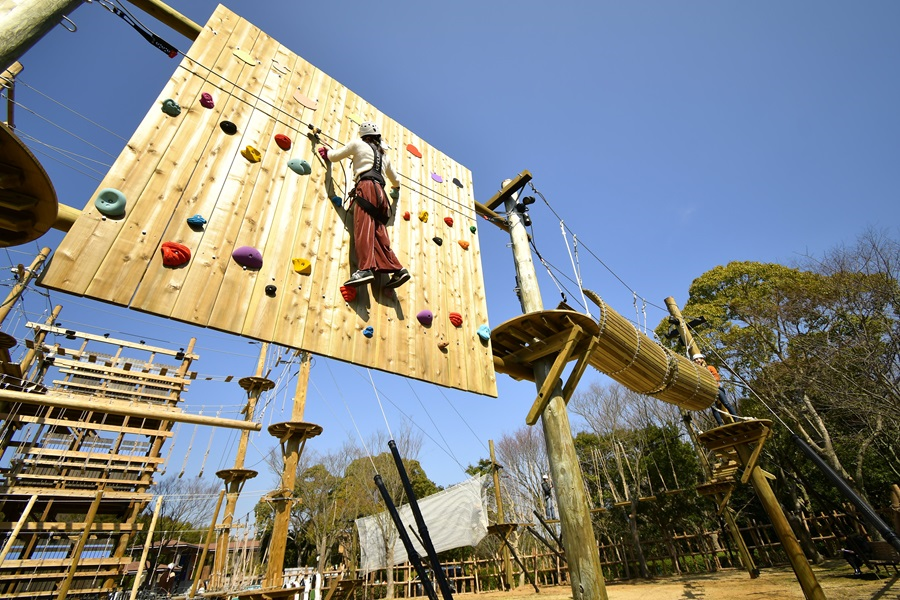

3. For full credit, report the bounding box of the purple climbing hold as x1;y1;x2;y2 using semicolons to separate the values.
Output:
200;93;215;109
232;246;263;269
431;173;443;183
416;310;434;327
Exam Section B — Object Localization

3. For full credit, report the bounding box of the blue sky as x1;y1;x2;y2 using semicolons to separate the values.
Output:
3;0;899;521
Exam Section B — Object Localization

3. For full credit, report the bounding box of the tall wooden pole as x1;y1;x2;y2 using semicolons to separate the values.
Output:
265;352;312;587
0;1;84;72
664;297;758;577
0;246;50;325
503;180;607;600
190;489;225;598
665;297;823;599
130;495;163;600
0;494;36;563
56;490;104;600
489;440;513;589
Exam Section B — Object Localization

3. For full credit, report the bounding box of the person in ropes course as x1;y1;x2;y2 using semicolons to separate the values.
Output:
693;353;738;425
318;122;410;289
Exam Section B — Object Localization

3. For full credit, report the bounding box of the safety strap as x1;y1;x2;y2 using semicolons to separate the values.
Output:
349;186;389;225
357;141;385;186
104;3;179;58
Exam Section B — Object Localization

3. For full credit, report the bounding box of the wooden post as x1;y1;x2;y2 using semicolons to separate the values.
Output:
190;489;225;598
57;490;103;600
130;495;163;600
664;298;758;577
0;494;36;562
0;0;84;73
502;179;607;600
489;440;513;589
0;247;50;324
265;352;311;587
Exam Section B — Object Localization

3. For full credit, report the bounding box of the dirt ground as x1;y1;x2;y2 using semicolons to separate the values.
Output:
459;561;899;600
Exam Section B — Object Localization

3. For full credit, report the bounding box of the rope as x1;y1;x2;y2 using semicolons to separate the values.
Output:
560;222;589;316
15;79;128;141
324;361;377;474
367;369;393;440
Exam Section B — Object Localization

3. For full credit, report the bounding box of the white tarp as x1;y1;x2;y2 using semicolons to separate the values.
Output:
356;475;488;572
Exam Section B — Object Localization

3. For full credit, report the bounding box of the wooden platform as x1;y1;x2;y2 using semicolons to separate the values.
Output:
0;122;57;247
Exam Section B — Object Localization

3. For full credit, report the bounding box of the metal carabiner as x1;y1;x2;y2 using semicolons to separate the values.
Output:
60;16;77;32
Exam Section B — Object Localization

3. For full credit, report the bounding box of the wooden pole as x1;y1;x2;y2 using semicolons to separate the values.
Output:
0;494;36;563
190;489;225;598
0;246;50;325
130;495;162;600
489;440;513;589
57;490;103;600
0;387;261;430
0;0;85;73
265;352;312;587
125;0;201;40
18;305;61;376
502;179;607;600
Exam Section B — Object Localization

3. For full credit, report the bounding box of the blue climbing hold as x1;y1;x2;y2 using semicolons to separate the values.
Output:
288;158;312;175
331;196;342;208
477;325;491;342
187;214;207;228
94;188;127;217
363;326;374;338
161;99;181;116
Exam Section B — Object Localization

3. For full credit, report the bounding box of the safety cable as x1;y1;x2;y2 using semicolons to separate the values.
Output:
97;0;179;58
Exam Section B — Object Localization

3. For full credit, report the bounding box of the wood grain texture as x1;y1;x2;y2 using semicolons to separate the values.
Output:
40;6;496;397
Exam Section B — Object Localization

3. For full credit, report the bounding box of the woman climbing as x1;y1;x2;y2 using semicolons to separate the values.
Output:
318;122;410;289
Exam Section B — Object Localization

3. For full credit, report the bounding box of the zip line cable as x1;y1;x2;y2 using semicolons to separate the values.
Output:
368;369;394;440
560;221;590;316
403;379;465;472
13;79;130;141
324;360;378;474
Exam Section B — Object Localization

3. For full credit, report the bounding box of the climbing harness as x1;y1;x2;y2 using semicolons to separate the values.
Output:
98;0;179;58
347;141;390;224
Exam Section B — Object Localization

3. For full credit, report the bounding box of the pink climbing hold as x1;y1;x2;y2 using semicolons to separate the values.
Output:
200;93;214;109
232;246;263;269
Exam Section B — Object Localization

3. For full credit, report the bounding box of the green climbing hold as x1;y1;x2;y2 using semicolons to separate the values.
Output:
161;99;181;116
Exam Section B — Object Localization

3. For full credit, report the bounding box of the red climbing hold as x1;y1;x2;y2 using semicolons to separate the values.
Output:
403;211;410;221
274;134;292;150
406;144;422;158
160;241;191;267
449;312;463;328
340;285;357;302
444;217;453;227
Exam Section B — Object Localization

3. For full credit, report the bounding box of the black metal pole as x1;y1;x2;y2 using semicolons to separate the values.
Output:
373;474;438;600
387;439;455;600
791;434;900;552
525;525;567;563
533;509;564;549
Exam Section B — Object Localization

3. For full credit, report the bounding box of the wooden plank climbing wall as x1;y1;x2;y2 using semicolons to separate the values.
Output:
40;5;497;397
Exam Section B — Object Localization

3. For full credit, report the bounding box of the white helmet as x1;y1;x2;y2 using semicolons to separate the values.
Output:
359;122;380;138
692;353;705;360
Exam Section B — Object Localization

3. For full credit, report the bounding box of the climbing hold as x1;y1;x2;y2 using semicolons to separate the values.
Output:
340;285;357;303
331;196;342;207
220;121;238;135
241;146;261;163
200;92;215;109
406;144;422;158
452;177;464;188
363;326;374;338
438;341;450;350
444;217;453;227
348;113;362;124
233;48;256;65
449;312;463;328
265;284;277;297
292;258;312;275
432;237;443;246
274;134;292;150
458;240;470;250
470;225;477;233
94;188;127;217
431;173;443;183
232;246;263;269
288;158;312;175
160;241;191;267
186;214;207;229
161;99;181;116
418;211;429;223
293;90;318;110
402;211;410;221
416;310;434;327
477;325;491;342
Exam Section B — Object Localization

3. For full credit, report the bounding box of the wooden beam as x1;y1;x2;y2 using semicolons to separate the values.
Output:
126;0;202;40
28;323;197;358
492;355;534;382
1;413;174;437
526;326;584;425
0;521;142;532
561;335;600;404
481;170;532;211
0;388;260;430
474;201;510;234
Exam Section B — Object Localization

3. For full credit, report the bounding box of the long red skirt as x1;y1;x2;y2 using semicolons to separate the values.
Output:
353;180;403;273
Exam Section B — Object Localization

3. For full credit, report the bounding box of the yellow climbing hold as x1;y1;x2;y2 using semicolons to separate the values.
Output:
241;146;261;163
349;113;362;124
233;49;256;65
418;211;429;223
292;257;312;275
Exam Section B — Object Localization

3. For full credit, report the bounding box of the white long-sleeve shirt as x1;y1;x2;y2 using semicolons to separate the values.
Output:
327;139;399;187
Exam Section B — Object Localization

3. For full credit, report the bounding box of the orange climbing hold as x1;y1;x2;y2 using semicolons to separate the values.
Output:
458;240;470;250
160;241;191;267
407;144;422;158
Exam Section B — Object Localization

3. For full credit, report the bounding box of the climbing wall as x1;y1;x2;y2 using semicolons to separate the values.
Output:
40;5;496;397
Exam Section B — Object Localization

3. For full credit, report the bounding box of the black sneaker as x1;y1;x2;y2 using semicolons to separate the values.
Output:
385;269;410;289
344;270;374;287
